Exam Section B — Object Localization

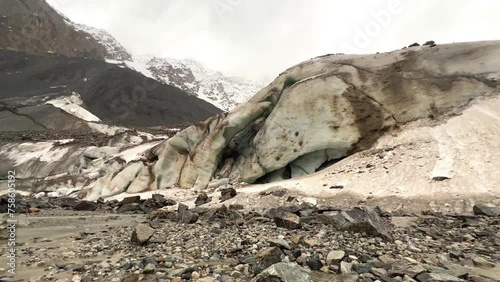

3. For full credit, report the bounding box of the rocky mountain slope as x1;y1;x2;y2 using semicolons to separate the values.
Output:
0;49;222;129
0;0;107;60
17;0;264;111
125;56;264;111
71;23;132;61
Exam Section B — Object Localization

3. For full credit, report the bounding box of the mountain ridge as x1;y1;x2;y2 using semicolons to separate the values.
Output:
69;22;264;111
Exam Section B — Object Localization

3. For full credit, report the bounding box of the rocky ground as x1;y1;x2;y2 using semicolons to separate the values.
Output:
0;193;499;282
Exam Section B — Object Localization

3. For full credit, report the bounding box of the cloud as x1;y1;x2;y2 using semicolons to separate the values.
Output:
47;0;500;83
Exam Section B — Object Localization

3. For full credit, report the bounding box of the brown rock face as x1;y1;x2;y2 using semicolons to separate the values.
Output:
0;0;107;60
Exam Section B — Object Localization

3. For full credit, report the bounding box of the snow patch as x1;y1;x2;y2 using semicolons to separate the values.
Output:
1;142;70;166
46;92;102;122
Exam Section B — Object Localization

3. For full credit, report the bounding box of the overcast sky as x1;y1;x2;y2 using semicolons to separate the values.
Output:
47;0;500;83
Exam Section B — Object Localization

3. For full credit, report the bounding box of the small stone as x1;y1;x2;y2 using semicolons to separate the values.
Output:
471;256;495;268
220;188;237;202
269;239;291;250
197;278;215;282
121;273;139;282
230;271;242;278
463;234;475;241
340;261;353;274
378;255;396;264
191;271;200;280
371;267;388;277
327;250;345;265
274;212;301;229
306;257;323;270
303;238;320;247
296;254;307;265
28;207;41;213
416;272;464;282
195;193;211;206
143;263;156;274
449;251;462;260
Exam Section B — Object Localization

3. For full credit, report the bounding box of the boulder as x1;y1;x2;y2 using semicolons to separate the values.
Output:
73;201;98;211
131;224;154;245
254;247;283;274
473;204;500;217
326;250;345;265
330;207;392;241
120;196;142;205
195;192;211;206
252;262;312;282
274;212;302;229
177;204;199;224
220;188;237;202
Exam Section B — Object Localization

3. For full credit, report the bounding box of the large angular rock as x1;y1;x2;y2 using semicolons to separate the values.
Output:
274;212;302;230
177;204;199;224
254;247;283;274
252;262;311;282
389;260;426;278
330;207;393;241
326;250;345;265
195;192;211;206
131;224;154;245
473;204;500;217
73;201;98;211
416;273;465;282
220;188;237;202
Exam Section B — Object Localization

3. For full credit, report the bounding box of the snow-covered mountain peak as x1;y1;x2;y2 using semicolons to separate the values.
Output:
59;21;263;110
124;55;264;111
71;24;132;61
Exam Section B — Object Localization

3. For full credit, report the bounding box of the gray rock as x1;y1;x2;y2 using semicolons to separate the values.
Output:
122;273;140;282
220;188;237;202
74;201;98;211
274;212;302;229
120;196;142;205
306;257;323;270
340;261;353;274
195;192;211;206
389;260;426;278
254;247;283;274
177;204;199;224
269;238;291;250
310;272;358;282
471;255;495;268
331;207;392;241
416;273;465;282
326;250;345;265
473;204;500;217
131;224;154;245
143;263;156;274
252;262;312;282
